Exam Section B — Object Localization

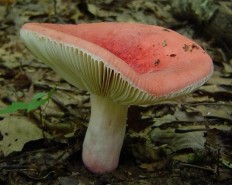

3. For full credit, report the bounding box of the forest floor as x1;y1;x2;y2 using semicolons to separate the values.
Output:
0;0;231;184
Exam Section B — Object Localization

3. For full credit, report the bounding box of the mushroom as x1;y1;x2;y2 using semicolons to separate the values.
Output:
20;22;213;174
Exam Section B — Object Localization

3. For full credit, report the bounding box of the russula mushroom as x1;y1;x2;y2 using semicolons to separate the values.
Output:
20;22;213;174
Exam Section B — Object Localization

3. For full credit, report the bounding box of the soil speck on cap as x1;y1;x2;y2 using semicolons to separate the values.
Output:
162;40;167;47
183;44;189;52
154;59;160;66
170;54;176;57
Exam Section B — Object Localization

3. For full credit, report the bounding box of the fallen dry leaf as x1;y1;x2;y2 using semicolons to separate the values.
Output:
0;116;45;156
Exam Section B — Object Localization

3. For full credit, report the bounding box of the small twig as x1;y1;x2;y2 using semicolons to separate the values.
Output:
175;128;206;133
179;163;215;174
53;0;57;15
23;170;55;180
216;148;220;176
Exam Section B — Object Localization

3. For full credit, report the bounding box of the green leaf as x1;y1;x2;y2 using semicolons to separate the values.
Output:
0;85;57;114
32;92;48;100
26;99;48;112
0;102;28;114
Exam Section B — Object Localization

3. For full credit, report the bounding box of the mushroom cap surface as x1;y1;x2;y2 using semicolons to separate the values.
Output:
20;22;213;105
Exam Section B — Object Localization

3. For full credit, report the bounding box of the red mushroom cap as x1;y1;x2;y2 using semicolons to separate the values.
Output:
20;22;213;105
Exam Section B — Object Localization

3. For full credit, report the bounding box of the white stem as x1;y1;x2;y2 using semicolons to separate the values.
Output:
82;94;128;174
